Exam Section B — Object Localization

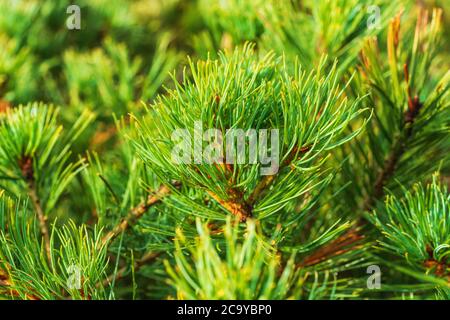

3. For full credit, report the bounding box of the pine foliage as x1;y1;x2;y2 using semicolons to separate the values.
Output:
0;0;449;300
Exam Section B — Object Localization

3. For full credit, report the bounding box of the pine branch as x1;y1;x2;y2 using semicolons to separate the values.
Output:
199;164;252;221
301;54;427;268
1;0;447;300
27;183;51;262
364;66;423;210
0;100;10;113
299;227;365;267
0;267;10;287
304;99;424;268
18;156;51;262
424;246;450;281
302;98;421;267
207;145;313;222
0;284;40;300
102;183;179;244
0;270;40;300
370;174;450;286
207;190;252;222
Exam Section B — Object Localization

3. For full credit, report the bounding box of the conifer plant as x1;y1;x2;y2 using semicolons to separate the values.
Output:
0;0;449;300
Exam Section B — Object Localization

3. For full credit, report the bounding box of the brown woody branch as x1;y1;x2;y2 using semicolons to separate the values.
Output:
423;246;450;281
208;146;311;222
207;190;252;222
423;259;450;281
102;183;179;244
299;227;365;267
205;162;252;222
204;145;312;222
99;183;179;287
207;145;312;222
28;184;51;262
0;265;40;300
0;100;10;114
363;65;422;210
18;156;51;262
0;268;9;287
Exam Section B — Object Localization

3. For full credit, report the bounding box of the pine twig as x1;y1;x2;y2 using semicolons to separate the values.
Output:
0;100;10;113
102;183;179;244
209;145;312;223
18;156;51;262
363;75;423;210
99;182;180;289
299;227;365;267
364;138;404;210
0;268;9;287
301;69;423;267
27;184;51;262
207;190;252;222
197;162;251;221
0;265;40;300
